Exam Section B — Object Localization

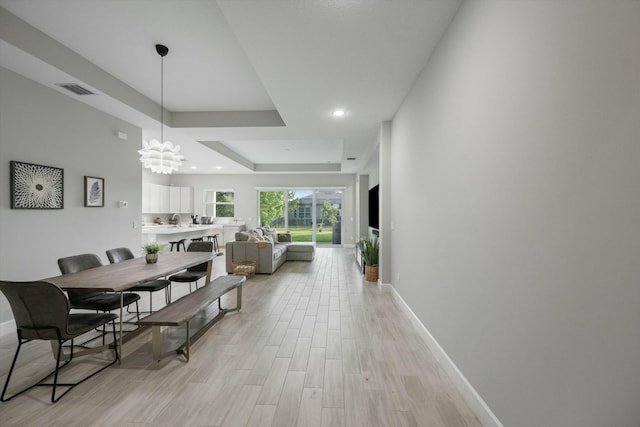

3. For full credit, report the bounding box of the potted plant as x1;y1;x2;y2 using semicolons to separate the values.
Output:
361;237;379;282
142;243;161;264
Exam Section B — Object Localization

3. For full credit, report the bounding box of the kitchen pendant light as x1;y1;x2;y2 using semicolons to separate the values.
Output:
139;44;183;174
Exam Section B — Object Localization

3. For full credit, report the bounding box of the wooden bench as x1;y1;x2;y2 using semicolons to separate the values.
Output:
137;275;245;362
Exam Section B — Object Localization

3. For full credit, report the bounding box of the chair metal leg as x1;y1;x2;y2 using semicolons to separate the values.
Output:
1;338;23;402
111;319;119;361
51;337;65;402
1;325;117;403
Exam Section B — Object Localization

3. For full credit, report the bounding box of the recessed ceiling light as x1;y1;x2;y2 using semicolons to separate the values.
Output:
332;109;346;117
191;166;197;170
215;166;222;170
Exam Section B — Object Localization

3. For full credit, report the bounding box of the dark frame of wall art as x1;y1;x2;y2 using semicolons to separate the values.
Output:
10;160;64;209
84;176;104;207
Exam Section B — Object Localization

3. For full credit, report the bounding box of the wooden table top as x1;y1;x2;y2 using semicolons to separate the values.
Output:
44;252;213;292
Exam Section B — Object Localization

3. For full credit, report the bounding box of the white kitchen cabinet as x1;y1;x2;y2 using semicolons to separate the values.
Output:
147;183;160;213
159;185;170;213
169;186;181;213
143;184;193;214
180;187;192;213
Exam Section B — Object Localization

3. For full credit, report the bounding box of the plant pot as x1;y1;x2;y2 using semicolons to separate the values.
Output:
145;253;158;264
365;265;378;282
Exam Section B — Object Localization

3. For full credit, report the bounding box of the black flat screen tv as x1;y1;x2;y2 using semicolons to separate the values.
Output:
368;184;379;230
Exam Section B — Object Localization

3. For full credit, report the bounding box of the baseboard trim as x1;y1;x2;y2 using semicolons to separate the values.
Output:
0;319;16;338
390;286;503;427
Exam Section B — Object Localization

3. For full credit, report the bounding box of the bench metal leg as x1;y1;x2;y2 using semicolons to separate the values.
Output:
152;326;163;361
144;281;243;364
221;284;242;313
151;324;190;363
184;322;190;362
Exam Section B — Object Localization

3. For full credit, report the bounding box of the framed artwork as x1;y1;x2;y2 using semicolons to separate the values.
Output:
10;161;64;209
84;176;104;207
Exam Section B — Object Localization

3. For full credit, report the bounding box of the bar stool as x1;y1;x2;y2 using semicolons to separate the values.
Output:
206;234;220;253
169;239;186;252
191;237;204;242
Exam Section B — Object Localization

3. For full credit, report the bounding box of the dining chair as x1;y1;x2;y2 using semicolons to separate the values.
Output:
57;253;141;341
0;280;118;403
168;241;214;293
106;247;171;313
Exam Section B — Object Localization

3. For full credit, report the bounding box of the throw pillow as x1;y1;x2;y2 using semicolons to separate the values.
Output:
236;231;250;241
250;229;264;240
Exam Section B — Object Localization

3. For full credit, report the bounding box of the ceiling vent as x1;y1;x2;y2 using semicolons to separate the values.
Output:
347;157;356;160
56;83;95;95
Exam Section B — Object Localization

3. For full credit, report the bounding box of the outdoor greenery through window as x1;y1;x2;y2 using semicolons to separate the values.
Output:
259;189;342;244
203;190;235;217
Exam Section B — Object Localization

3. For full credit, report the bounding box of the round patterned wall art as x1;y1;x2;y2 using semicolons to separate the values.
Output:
10;161;64;209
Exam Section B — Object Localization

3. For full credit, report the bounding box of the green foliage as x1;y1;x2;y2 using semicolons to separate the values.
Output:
321;200;339;226
287;191;300;214
360;237;379;266
215;192;234;217
216;204;235;217
142;243;161;254
215;191;234;203
260;191;299;226
260;191;284;226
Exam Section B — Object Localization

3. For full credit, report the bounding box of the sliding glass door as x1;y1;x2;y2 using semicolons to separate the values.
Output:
288;190;314;242
259;189;343;245
315;189;342;244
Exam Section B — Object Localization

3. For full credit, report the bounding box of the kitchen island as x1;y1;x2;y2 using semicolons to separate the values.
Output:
142;225;223;249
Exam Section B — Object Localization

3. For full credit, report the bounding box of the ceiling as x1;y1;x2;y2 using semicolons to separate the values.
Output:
0;0;461;174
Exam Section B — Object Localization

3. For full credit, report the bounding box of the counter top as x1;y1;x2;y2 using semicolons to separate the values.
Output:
142;225;222;235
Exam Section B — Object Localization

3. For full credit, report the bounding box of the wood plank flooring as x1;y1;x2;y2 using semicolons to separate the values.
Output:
0;247;482;426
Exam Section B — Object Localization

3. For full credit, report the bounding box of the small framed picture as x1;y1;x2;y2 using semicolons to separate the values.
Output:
84;176;104;207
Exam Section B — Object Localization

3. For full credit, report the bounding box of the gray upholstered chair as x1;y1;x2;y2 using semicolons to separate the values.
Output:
106;247;171;313
168;241;214;292
57;254;141;336
0;280;118;403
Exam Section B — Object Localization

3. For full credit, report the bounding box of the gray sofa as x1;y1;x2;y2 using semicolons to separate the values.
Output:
225;228;315;274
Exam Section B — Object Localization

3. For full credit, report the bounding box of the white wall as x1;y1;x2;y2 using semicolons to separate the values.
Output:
0;67;143;325
390;1;640;426
168;173;357;244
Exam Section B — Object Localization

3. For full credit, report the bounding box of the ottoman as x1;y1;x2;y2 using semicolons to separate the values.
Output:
286;243;315;261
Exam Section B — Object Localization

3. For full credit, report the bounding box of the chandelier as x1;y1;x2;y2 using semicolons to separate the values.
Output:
139;44;183;174
139;139;183;174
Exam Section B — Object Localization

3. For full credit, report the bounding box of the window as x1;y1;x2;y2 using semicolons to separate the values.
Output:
258;188;343;244
203;190;235;218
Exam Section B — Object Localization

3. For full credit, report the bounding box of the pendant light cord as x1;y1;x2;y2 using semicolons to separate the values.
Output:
160;54;164;144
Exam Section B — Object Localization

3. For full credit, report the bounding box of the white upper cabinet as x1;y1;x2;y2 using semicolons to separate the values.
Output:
169;186;181;213
143;184;192;214
180;187;192;213
158;185;170;213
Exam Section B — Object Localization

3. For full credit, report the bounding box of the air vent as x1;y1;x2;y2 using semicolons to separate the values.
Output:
347;157;356;161
56;83;95;95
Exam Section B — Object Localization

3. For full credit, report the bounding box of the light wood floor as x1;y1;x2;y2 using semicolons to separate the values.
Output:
0;247;481;427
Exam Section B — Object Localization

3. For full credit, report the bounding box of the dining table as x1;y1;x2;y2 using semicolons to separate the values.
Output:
43;251;214;361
